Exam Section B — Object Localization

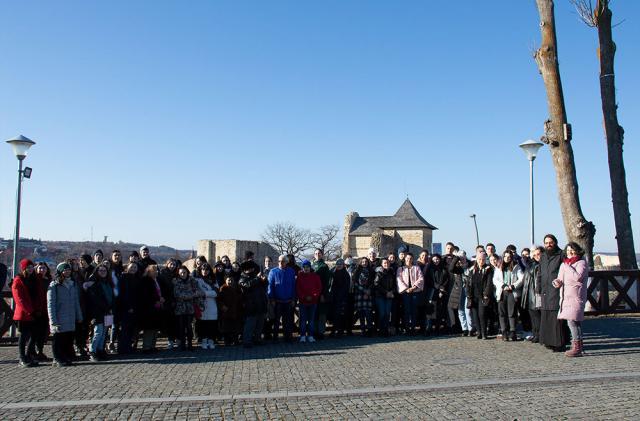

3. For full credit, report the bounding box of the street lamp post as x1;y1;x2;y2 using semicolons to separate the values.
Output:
6;135;36;336
519;139;544;246
470;214;479;246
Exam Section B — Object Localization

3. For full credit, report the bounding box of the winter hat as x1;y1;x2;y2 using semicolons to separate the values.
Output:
368;248;377;255
397;245;408;254
240;261;256;272
80;254;92;265
140;245;149;253
19;259;34;271
56;262;71;274
301;259;312;267
335;258;345;266
94;249;104;257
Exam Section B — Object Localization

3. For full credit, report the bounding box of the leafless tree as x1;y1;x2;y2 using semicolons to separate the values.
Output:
261;222;313;258
310;224;342;261
533;0;596;266
570;0;637;269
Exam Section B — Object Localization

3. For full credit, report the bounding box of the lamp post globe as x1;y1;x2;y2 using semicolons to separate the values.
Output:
6;135;36;338
519;139;544;161
519;139;544;246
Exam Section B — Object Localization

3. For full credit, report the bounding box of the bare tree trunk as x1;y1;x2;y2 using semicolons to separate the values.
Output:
533;0;596;265
593;1;637;269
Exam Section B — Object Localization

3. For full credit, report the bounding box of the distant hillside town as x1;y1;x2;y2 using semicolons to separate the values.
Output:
0;238;193;274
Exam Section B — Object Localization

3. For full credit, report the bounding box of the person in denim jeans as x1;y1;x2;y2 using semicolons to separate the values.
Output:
373;258;395;336
296;261;321;343
84;264;114;362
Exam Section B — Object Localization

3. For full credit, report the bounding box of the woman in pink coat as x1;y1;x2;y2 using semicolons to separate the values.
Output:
552;242;588;357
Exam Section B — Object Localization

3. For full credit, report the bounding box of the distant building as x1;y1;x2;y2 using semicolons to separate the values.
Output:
197;239;278;265
343;199;438;258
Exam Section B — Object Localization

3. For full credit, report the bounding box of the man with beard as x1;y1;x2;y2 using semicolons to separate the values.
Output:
539;234;567;352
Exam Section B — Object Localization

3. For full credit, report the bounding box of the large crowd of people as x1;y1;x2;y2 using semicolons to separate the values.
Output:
7;234;589;368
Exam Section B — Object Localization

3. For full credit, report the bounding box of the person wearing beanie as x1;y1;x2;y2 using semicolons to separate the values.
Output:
47;263;83;367
12;259;40;367
139;246;157;272
296;260;322;343
92;250;104;270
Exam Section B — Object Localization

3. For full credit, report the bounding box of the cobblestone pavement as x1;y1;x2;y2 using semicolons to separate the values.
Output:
0;315;638;419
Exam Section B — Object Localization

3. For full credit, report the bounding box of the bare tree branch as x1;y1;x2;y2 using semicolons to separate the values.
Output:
261;222;313;258
310;224;342;261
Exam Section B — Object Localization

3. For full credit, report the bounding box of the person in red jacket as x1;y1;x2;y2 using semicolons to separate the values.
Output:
296;260;321;343
11;259;42;367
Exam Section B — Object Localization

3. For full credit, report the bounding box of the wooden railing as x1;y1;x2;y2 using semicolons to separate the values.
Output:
585;270;640;315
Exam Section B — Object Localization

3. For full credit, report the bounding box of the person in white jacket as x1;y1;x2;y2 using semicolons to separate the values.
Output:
195;263;218;350
492;251;524;341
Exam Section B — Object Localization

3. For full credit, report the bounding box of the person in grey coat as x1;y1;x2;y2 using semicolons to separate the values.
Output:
47;262;83;367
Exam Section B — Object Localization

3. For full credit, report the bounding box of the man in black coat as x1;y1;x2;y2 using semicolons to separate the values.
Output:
538;234;567;351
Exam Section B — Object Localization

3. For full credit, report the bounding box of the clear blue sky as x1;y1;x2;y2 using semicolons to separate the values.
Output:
1;1;638;254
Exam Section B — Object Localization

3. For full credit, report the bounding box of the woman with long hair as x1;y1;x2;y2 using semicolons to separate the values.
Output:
84;263;114;362
352;257;374;336
397;253;424;336
158;258;178;349
521;246;543;343
137;264;164;353
554;242;589;357
195;263;218;350
493;250;524;341
32;262;52;361
173;265;203;351
467;253;494;340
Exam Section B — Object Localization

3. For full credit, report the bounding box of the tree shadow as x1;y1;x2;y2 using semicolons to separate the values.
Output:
582;316;640;355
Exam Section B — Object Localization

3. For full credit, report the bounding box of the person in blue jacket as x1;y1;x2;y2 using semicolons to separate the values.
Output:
267;255;296;343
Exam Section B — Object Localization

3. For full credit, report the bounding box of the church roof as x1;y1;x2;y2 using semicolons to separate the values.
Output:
349;199;438;236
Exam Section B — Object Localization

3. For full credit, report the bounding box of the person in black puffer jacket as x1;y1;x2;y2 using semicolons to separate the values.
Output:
373;258;396;336
239;261;268;347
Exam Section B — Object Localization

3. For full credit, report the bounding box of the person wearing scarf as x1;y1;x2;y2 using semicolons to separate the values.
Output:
11;259;40;367
554;242;589;357
47;263;83;367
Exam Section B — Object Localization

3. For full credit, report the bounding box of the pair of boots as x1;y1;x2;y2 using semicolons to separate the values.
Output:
565;339;584;357
200;339;216;349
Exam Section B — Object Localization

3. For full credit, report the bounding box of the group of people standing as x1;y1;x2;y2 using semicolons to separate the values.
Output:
7;233;589;368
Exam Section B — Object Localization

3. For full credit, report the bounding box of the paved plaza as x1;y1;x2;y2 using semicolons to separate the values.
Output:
0;315;639;420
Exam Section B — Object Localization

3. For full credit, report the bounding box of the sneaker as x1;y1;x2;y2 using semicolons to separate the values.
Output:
36;352;50;362
51;359;65;368
208;339;216;350
200;340;208;350
167;340;175;350
89;352;100;362
299;336;306;343
108;342;116;353
307;336;316;343
19;358;38;368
